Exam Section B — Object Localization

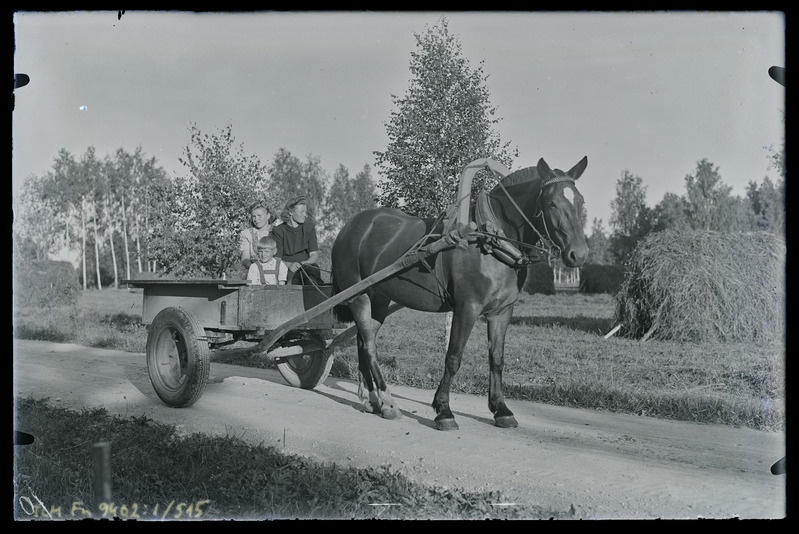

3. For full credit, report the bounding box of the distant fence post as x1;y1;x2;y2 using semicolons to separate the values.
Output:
93;441;112;515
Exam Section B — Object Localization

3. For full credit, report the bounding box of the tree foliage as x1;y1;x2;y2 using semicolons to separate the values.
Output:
375;17;518;217
683;159;737;231
746;175;785;235
609;170;652;263
651;192;689;233
265;148;327;221
603;155;785;265
146;123;268;277
13;146;169;288
586;218;613;265
13;172;65;262
322;164;377;240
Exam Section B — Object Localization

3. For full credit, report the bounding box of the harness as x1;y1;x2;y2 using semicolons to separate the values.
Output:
254;258;284;285
387;172;576;307
475;175;575;268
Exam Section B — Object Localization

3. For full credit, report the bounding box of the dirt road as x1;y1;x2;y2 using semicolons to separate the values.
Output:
13;339;786;520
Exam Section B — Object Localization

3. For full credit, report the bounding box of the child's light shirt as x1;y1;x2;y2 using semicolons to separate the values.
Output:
247;258;289;285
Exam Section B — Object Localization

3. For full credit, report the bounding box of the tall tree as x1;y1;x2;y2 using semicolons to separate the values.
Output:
265;148;327;219
746;175;785;235
146;123;268;277
109;148;135;281
609;170;652;263
12;172;65;262
683;159;739;232
129;150;169;274
323;164;353;240
610;170;648;236
650;192;689;232
586;218;613;265
50;148;94;289
374;17;517;217
323;163;378;239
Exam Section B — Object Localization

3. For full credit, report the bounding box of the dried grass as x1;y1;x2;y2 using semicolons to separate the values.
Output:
613;230;785;343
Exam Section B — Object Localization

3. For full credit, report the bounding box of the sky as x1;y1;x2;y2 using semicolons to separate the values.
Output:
11;10;786;232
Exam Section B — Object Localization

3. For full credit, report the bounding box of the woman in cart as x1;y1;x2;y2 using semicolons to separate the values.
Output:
239;200;280;271
270;196;323;285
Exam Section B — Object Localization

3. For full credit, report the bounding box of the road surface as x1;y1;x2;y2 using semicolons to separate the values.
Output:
13;339;786;520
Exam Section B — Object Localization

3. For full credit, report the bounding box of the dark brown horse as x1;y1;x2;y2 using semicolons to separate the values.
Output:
331;157;589;430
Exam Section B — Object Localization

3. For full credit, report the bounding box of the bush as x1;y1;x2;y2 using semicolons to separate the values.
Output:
522;262;555;295
613;230;786;342
579;264;624;294
13;260;81;308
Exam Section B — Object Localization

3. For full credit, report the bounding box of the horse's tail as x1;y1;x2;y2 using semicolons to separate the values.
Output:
331;273;354;324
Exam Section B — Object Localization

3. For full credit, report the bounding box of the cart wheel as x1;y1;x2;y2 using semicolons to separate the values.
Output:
276;347;335;389
146;307;210;407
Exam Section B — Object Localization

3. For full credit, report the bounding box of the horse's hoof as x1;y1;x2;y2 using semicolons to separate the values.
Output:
361;401;381;415
381;405;403;420
495;415;518;428
435;417;459;431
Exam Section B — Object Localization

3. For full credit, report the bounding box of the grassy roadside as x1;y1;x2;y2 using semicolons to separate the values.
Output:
13;289;786;432
13;397;569;520
12;288;785;521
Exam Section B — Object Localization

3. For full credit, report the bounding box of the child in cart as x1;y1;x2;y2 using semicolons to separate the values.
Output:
247;236;289;285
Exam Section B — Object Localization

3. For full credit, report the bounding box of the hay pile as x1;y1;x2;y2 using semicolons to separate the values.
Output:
613;229;786;342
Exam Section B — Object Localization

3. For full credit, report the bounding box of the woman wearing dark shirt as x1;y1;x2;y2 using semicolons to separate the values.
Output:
270;196;323;285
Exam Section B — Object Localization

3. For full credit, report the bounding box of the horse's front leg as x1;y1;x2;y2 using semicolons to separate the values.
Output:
432;308;479;431
486;307;518;428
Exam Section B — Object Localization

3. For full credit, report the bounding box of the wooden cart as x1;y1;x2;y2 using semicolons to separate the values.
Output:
124;220;477;408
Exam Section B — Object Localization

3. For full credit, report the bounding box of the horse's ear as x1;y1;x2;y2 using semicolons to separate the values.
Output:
537;158;551;177
568;156;588;180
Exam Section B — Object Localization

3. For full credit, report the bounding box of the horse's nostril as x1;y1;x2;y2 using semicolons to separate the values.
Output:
569;250;577;264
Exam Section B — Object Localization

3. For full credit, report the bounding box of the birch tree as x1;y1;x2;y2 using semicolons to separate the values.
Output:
375;17;517;217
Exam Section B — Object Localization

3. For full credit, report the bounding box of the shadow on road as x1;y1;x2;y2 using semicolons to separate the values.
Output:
315;380;443;431
316;380;498;431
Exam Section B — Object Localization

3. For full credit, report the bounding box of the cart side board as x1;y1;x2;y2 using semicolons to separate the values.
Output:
125;279;349;331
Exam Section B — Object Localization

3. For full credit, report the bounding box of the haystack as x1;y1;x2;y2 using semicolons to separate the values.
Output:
613;229;785;342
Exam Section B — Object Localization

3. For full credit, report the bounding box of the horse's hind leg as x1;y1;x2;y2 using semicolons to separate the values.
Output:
351;293;402;420
486;307;518;428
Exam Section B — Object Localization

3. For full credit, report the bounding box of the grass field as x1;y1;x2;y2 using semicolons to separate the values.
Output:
12;287;785;520
13;288;785;432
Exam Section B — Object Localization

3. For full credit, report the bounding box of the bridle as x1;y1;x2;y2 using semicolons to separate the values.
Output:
403;170;579;275
479;174;576;266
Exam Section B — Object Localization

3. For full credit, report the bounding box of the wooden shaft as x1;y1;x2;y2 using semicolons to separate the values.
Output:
249;223;476;356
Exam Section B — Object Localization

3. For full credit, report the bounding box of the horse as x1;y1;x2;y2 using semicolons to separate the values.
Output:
330;157;590;431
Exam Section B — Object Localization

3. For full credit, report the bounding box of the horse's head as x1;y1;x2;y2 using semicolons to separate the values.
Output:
534;157;590;268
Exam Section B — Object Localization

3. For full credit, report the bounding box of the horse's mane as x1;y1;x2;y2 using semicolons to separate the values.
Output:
495;166;540;190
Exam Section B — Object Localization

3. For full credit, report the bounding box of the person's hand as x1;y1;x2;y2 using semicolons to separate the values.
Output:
288;262;301;272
